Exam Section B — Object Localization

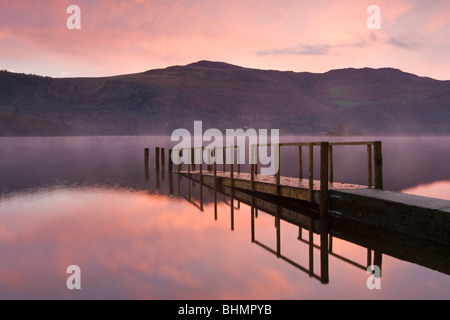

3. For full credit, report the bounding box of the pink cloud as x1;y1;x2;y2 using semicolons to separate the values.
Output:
0;0;449;79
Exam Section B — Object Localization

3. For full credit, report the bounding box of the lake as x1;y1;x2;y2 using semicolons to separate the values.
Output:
0;135;449;300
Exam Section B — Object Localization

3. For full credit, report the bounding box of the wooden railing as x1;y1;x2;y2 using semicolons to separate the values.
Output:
146;140;383;204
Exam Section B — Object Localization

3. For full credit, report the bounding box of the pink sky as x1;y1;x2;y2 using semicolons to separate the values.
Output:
1;0;449;79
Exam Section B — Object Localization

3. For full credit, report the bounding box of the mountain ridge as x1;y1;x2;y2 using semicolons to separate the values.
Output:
0;61;449;136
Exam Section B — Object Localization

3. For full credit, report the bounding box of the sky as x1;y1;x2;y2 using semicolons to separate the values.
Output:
0;0;449;80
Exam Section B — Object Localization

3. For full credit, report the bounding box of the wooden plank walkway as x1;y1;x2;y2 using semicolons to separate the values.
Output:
181;170;367;202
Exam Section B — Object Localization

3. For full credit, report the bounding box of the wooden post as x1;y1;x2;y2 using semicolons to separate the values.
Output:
155;147;160;170
298;145;302;180
237;146;241;174
207;147;212;172
367;144;372;188
328;144;333;184
308;143;314;202
251;145;255;191
320;142;329;221
230;162;234;188
229;145;234;187
191;147;195;171
275;144;281;191
223;147;226;172
251;163;255;191
374;141;383;190
213;147;217;179
188;148;191;178
254;144;258;176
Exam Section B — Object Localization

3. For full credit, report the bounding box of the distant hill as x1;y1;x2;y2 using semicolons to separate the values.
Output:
0;61;449;136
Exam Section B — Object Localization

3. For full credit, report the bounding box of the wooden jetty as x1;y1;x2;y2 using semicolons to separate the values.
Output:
146;141;450;245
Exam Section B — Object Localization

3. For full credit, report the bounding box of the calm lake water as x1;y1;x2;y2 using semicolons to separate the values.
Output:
0;135;449;300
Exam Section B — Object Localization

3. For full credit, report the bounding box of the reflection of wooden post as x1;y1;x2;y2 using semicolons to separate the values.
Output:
145;148;149;167
374;251;383;277
320;215;329;284
320;142;329;221
188;149;191;201
145;165;149;182
214;180;218;221
213;147;218;220
319;143;330;285
309;218;314;276
177;149;182;173
200;172;203;211
367;144;372;188
367;249;372;268
276;208;281;258
155;166;160;189
161;148;165;171
251;197;255;242
177;171;180;195
374;141;383;190
230;190;234;231
168;149;173;172
308;143;314;202
155;147;160;170
169;171;173;194
297;227;302;240
144;148;149;182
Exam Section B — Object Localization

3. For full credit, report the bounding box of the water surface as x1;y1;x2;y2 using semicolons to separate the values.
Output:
0;136;449;299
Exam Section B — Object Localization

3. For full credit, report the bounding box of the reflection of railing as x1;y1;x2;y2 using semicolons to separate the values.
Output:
299;231;382;276
251;209;329;284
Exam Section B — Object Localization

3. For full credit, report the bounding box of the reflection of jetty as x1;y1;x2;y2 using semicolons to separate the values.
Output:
144;155;450;285
146;141;450;245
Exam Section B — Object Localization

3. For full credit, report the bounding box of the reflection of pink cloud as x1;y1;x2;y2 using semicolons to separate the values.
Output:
402;180;450;200
0;188;302;299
